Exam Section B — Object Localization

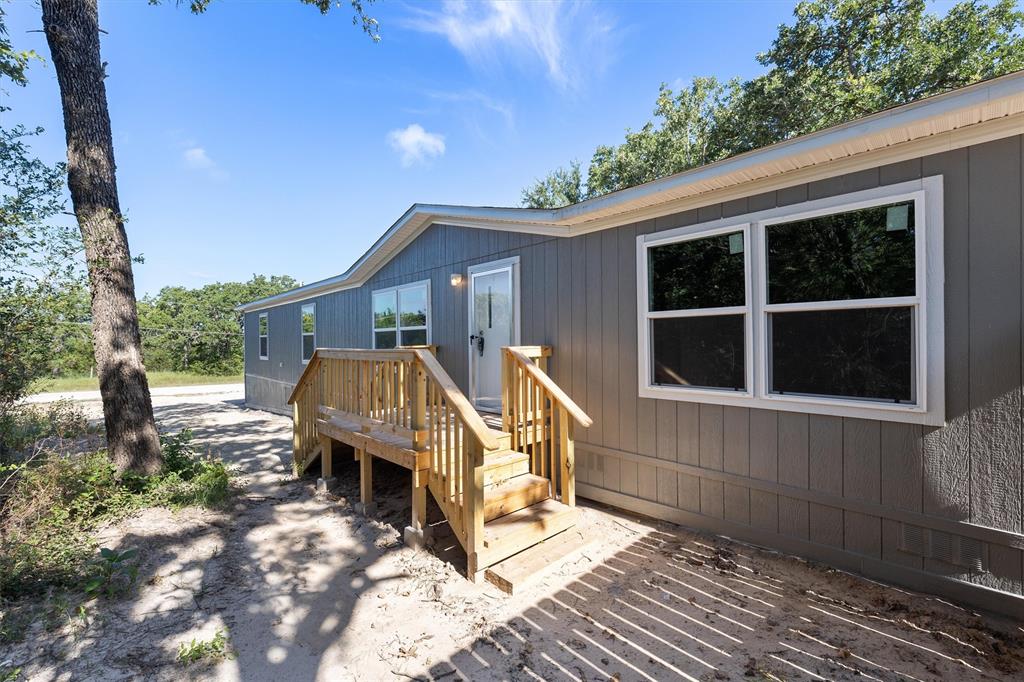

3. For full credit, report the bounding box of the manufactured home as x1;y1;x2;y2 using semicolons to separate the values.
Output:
240;71;1024;617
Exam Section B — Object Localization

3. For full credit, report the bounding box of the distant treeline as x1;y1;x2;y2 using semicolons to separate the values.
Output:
53;275;298;377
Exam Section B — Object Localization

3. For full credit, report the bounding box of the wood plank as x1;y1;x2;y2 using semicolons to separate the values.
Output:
601;227;620;451
676;402;699;465
723;406;750;476
778;413;809;539
483;473;550;522
617;223;639;459
584;232;603;445
723;482;750;525
843;418;881;503
809;414;844;548
749;409;779;532
656;400;677;461
699;404;724;470
749;409;778;481
969;138;1023;533
880;422;923;512
481;499;578;560
921;148;970;527
678;472;700;513
484;528;594;595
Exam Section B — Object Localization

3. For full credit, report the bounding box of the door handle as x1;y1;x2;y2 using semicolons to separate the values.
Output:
470;332;485;357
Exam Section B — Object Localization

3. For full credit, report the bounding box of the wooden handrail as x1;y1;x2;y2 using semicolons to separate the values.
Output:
506;348;592;428
287;351;322;405
413;349;499;450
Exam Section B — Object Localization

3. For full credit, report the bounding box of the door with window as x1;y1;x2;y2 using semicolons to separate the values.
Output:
468;259;518;412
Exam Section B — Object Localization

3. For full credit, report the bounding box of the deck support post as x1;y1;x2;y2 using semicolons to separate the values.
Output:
319;435;333;478
316;435;336;493
404;482;428;550
355;448;375;515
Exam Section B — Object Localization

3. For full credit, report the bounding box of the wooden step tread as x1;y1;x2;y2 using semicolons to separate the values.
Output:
485;528;594;595
481;449;529;468
483;473;550;522
482;498;577;548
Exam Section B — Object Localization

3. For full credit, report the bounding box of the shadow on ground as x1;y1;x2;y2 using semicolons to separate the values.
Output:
19;396;1024;681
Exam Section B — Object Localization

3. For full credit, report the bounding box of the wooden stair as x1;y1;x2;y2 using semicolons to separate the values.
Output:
289;346;592;587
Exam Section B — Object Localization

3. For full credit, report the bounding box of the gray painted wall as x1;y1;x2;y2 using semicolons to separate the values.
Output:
245;135;1024;616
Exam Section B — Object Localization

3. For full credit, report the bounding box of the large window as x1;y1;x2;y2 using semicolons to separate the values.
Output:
301;303;315;363
637;177;944;425
372;280;430;349
258;312;268;360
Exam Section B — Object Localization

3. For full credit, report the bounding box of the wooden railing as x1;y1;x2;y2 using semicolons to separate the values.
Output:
502;346;592;507
288;347;499;565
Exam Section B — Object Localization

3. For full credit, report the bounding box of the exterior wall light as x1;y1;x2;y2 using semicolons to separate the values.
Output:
450;273;464;287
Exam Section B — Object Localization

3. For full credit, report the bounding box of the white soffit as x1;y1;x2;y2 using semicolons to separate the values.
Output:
240;71;1024;312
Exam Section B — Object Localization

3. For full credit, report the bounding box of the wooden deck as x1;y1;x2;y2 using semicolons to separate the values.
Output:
290;345;592;583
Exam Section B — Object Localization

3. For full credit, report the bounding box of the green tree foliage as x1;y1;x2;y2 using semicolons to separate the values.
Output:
522;0;1024;207
520;160;585;209
587;77;737;199
134;276;298;375
0;117;85;414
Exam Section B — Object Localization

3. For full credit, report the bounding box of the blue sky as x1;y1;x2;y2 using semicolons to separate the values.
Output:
1;0;958;296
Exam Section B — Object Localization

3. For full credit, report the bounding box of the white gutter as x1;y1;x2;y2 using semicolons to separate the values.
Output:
238;70;1024;313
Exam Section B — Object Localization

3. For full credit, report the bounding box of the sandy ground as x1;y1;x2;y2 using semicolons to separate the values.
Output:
7;390;1024;681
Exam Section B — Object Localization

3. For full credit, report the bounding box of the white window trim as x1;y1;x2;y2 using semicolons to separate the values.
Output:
637;176;945;426
371;279;432;349
638;223;754;399
258;312;269;361
301;303;315;364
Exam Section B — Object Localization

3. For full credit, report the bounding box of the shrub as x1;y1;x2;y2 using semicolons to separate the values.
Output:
0;429;231;601
0;399;89;460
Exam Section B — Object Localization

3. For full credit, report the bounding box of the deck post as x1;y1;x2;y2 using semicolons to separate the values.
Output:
320;434;333;479
292;400;301;474
404;482;428;550
560;410;575;507
464;432;486;580
355;449;375;515
411;362;427;451
316;434;337;493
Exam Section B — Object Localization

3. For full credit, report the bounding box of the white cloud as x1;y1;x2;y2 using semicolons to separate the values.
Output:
401;0;616;91
183;146;214;169
386;124;446;167
182;145;228;181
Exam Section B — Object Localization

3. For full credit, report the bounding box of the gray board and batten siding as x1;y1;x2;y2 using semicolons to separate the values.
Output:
244;135;1024;618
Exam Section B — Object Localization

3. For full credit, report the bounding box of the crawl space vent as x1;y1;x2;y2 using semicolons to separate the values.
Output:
899;523;987;571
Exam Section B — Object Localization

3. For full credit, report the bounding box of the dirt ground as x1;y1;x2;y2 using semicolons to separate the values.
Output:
7;390;1024;681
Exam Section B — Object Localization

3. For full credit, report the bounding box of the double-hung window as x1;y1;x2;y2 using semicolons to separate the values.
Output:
301;303;315;363
645;226;751;393
638;177;944;425
258;312;269;360
372;280;430;349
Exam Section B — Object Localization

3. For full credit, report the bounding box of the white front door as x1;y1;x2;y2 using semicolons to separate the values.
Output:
469;259;518;412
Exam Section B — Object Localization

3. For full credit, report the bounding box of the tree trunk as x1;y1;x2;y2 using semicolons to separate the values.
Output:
41;0;162;475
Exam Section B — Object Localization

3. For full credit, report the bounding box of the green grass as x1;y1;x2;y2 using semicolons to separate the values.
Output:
30;371;243;394
0;429;232;604
177;629;233;665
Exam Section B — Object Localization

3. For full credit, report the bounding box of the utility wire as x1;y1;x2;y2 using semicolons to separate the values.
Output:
54;321;243;336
